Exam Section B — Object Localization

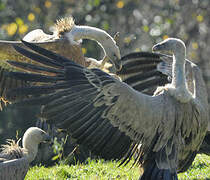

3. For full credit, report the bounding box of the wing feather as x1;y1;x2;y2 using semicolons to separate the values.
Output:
0;38;86;108
118;52;170;95
6;43;163;163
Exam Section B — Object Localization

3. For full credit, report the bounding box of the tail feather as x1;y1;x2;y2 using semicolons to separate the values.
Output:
140;161;178;180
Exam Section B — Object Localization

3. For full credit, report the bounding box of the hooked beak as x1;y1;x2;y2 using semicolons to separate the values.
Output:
112;56;122;71
152;43;166;52
43;134;52;143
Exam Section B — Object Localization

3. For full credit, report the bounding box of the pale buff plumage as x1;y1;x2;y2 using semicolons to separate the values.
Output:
0;127;50;163
0;127;50;180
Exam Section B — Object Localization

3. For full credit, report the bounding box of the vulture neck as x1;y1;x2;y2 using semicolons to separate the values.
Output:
170;50;191;103
22;135;38;163
172;52;187;89
70;25;114;57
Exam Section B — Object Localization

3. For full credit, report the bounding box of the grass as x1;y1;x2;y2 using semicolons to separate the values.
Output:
25;154;210;180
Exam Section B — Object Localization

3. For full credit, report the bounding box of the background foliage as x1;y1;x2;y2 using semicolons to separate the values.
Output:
0;0;209;155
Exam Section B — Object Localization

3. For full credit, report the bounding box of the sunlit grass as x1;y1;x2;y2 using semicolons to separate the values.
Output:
26;154;210;180
179;154;210;180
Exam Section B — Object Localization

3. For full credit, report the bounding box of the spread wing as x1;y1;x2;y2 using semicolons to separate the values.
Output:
118;52;210;161
118;52;200;97
118;52;170;95
6;41;162;162
0;31;86;109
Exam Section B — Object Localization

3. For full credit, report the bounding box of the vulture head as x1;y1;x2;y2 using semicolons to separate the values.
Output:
52;16;122;70
153;38;191;103
22;127;51;163
100;39;121;70
103;40;122;70
59;16;122;70
22;127;51;149
0;127;51;163
0;127;50;179
152;38;186;58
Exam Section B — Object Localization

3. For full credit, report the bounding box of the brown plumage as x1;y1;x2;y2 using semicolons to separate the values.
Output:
0;139;23;162
0;18;209;170
0;40;85;110
54;16;75;37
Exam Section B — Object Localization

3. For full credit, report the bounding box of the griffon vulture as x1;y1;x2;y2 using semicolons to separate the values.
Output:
0;127;50;180
117;50;210;157
5;38;208;180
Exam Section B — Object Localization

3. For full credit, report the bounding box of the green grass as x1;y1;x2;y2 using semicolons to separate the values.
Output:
26;154;210;180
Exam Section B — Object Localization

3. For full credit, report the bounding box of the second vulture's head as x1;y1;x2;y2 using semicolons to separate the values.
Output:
100;36;121;70
54;17;122;70
22;127;51;149
152;38;186;58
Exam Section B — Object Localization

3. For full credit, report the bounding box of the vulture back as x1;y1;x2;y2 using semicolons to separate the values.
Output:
0;157;29;180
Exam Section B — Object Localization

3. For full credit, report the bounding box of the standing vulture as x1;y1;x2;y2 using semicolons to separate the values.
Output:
117;51;210;156
0;127;50;180
5;38;208;179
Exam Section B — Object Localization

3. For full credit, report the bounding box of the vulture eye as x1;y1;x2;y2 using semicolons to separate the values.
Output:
59;31;65;36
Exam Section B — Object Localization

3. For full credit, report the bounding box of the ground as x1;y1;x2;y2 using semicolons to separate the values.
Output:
26;154;210;180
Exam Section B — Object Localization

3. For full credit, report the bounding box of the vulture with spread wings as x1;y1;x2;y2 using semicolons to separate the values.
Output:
0;17;209;170
5;38;208;180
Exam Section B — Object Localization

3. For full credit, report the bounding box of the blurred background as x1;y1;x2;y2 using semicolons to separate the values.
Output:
0;0;210;162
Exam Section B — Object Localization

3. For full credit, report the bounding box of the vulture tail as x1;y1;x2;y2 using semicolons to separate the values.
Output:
140;161;178;180
177;151;197;173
